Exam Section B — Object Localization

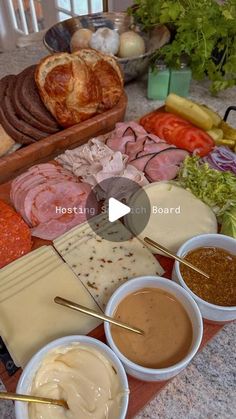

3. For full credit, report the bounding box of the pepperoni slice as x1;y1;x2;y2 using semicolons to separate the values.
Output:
0;200;32;268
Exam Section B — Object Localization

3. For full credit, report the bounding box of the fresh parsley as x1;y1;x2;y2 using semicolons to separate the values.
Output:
128;0;236;93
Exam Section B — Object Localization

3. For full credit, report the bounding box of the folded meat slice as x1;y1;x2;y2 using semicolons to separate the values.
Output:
24;181;93;227
143;134;163;144
126;137;146;161
11;164;77;223
30;182;98;240
129;153;156;172
144;148;189;181
11;164;72;196
31;205;97;240
31;219;69;241
114;121;147;140
106;135;134;154
138;142;173;157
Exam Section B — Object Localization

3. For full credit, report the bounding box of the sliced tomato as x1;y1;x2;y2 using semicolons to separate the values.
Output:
173;127;214;156
154;114;190;140
140;110;159;126
167;126;214;156
140;111;160;131
140;111;214;156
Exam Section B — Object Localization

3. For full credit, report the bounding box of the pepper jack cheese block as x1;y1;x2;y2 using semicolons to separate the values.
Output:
53;214;164;309
0;246;101;367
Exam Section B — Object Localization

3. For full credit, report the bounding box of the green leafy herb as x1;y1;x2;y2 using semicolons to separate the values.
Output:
177;156;236;222
128;0;236;93
221;207;236;238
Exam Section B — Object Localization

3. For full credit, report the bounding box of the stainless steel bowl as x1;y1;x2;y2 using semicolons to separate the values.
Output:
44;12;156;83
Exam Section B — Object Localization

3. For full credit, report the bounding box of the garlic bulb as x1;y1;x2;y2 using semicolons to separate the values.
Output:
90;28;120;55
118;31;145;58
70;28;93;52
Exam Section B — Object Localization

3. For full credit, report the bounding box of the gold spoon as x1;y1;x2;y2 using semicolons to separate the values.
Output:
55;296;144;335
0;391;68;409
144;237;210;279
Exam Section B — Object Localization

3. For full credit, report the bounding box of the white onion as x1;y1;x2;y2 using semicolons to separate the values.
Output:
90;27;120;55
70;28;93;52
118;31;145;58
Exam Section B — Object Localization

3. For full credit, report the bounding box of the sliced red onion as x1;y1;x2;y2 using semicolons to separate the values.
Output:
203;146;236;174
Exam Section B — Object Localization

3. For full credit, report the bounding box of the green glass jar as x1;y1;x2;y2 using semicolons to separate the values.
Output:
169;63;192;97
147;62;170;100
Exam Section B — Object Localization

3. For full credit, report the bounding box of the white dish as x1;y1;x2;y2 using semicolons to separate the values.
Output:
172;233;236;323
15;335;129;419
105;276;203;382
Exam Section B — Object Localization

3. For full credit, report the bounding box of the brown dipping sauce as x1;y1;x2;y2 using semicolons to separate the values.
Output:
181;247;236;307
111;288;193;369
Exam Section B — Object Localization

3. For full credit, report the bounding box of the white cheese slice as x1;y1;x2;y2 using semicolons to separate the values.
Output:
53;214;164;310
0;246;101;367
127;182;218;254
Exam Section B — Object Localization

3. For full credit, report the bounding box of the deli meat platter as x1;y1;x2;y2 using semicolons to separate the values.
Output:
0;98;235;417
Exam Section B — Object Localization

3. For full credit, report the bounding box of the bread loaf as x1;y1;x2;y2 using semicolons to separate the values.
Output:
35;50;124;127
74;49;124;111
35;53;102;127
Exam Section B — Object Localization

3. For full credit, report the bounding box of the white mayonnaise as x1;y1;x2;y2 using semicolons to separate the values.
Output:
29;344;124;419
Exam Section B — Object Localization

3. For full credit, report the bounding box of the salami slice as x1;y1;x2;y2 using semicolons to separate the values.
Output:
0;200;32;268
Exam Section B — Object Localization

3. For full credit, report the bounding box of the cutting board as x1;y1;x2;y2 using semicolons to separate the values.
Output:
0;92;127;183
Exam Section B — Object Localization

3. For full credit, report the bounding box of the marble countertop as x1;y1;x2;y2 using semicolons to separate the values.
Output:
0;43;235;419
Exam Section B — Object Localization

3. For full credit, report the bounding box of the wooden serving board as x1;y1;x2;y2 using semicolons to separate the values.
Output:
0;92;127;184
0;178;224;418
0;110;225;417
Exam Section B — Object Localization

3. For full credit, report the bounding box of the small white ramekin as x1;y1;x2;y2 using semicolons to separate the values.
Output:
105;276;203;382
15;335;129;419
172;233;236;323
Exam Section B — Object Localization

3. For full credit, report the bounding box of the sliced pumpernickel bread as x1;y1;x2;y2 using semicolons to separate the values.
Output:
0;75;35;144
19;65;60;129
12;67;59;134
2;76;48;141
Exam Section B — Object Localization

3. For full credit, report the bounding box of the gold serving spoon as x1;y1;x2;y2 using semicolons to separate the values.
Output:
0;391;68;409
55;296;144;335
144;237;210;279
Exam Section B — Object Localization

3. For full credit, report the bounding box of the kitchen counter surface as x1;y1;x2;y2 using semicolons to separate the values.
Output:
0;43;235;419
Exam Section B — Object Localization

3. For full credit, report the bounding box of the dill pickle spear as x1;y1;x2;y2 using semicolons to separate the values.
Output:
165;94;213;130
214;138;235;149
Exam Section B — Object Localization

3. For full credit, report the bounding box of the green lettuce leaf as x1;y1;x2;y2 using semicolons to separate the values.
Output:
221;207;236;238
178;156;236;219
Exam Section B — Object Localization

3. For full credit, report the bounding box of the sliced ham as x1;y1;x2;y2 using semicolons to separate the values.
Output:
31;219;69;241
129;153;156;172
11;165;76;222
106;135;135;154
144;149;189;181
114;121;147;139
10;163;97;240
30;183;97;240
139;142;173;156
143;134;163;144
126;137;146;161
24;181;92;227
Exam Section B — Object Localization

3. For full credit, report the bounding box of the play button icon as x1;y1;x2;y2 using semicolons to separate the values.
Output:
108;198;131;222
85;176;151;242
